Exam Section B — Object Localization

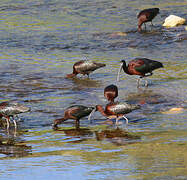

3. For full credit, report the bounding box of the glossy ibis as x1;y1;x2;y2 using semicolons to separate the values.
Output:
104;84;118;103
137;8;159;32
66;60;106;78
117;58;163;87
88;102;140;125
0;102;30;130
53;105;95;129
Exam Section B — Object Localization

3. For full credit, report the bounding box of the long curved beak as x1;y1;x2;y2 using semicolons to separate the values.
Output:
116;63;123;82
88;107;96;123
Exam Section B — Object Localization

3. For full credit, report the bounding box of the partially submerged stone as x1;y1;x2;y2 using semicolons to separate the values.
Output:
163;15;186;28
110;32;127;38
162;107;184;114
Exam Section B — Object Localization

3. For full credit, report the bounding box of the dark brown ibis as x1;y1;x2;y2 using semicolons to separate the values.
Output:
104;84;118;103
88;102;140;125
137;8;159;32
66;60;106;78
53;105;95;129
0;102;30;130
117;58;163;87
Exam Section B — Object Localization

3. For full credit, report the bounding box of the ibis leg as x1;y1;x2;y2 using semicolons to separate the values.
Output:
137;78;142;88
75;119;80;129
13;119;17;130
123;115;129;124
6;117;10;130
145;79;148;87
115;116;129;125
144;23;146;30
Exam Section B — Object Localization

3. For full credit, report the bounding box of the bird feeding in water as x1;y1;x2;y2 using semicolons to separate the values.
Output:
117;58;163;88
66;60;106;78
88;102;141;125
53;105;95;129
104;84;118;103
0;101;31;130
137;8;159;32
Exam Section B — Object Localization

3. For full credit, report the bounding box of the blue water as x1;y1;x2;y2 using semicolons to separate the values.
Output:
0;0;187;179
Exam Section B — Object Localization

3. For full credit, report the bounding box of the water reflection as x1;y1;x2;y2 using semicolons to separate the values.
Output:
55;126;140;146
95;127;141;145
126;89;167;105
125;88;180;117
69;76;103;89
0;134;31;158
63;127;93;137
0;0;186;178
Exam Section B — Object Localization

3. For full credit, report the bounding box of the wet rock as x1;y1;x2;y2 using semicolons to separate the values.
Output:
163;15;186;28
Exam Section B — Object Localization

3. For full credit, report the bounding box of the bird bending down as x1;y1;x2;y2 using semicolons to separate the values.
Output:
0;102;30;130
53;105;95;129
88;102;140;125
66;60;106;78
137;8;159;32
117;58;163;88
104;84;118;103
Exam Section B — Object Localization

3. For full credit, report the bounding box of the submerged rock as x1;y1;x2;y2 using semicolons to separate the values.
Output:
162;107;184;114
163;15;186;28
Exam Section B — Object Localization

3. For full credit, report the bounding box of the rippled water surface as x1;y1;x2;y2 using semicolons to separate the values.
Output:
0;0;187;179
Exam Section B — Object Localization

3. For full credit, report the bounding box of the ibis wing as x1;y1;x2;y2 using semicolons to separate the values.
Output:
134;58;163;74
130;59;147;73
69;105;94;119
110;103;133;114
78;61;104;73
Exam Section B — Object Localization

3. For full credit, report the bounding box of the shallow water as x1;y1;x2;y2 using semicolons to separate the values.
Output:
0;0;187;179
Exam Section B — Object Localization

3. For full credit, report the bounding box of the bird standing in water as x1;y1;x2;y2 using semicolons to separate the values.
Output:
137;8;159;32
88;102;140;125
0;101;30;130
53;105;95;129
104;84;118;103
66;60;106;78
117;58;163;88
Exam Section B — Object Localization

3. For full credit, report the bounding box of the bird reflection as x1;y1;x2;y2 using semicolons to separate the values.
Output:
94;128;141;145
54;126;140;146
54;126;94;143
63;127;93;137
69;76;103;89
126;88;167;105
0;136;31;157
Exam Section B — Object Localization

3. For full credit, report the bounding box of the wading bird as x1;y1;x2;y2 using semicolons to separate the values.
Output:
88;102;140;125
104;84;118;103
66;60;106;78
117;58;163;87
53;105;95;129
137;8;159;32
0;102;30;130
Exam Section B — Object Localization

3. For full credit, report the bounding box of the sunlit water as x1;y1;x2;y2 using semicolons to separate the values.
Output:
0;0;187;179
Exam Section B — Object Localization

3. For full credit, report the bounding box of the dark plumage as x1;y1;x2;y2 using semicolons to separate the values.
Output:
104;84;118;103
53;105;95;129
0;102;31;129
117;58;163;87
88;102;140;124
137;8;159;32
66;60;106;78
